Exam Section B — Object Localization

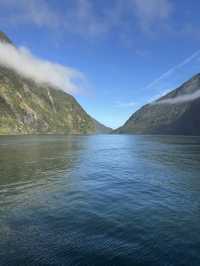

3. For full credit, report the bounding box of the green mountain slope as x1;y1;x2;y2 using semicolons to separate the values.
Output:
115;74;200;136
0;32;111;135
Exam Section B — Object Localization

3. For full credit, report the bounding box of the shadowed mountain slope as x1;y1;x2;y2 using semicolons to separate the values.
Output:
115;74;200;136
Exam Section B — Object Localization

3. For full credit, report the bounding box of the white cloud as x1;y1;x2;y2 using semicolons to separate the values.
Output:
142;49;200;105
0;0;115;36
155;90;200;105
0;42;85;94
0;0;173;37
132;0;172;31
0;0;60;28
148;89;172;103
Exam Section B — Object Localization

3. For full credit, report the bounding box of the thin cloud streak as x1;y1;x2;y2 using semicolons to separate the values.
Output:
143;49;200;91
0;42;85;94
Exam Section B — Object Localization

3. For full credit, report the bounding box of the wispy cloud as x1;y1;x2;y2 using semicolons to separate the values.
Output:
0;0;173;37
148;89;172;103
0;42;85;93
132;0;173;32
154;89;200;104
139;49;200;105
0;0;60;28
143;49;200;91
0;0;120;37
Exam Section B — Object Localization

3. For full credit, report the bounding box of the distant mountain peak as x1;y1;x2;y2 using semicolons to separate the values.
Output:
115;73;200;136
0;31;13;44
157;72;200;103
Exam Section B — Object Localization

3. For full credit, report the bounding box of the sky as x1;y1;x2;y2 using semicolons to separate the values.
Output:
1;0;200;128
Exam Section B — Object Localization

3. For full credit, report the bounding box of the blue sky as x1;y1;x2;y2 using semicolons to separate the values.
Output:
1;0;200;128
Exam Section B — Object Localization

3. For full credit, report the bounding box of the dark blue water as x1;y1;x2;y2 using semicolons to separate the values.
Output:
0;135;200;266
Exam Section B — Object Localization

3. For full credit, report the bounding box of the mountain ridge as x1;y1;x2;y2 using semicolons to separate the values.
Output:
0;32;111;135
0;31;13;44
115;73;200;136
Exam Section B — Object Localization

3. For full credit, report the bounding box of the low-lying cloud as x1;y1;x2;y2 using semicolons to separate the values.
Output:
155;90;200;105
0;41;85;94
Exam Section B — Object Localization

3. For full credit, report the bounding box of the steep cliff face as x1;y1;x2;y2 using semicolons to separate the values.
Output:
116;74;200;136
0;32;111;135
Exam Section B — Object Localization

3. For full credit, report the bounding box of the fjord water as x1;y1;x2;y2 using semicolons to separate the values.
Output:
0;135;200;266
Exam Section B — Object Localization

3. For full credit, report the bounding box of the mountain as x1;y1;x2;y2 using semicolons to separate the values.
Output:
0;32;111;135
0;31;12;44
115;74;200;136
